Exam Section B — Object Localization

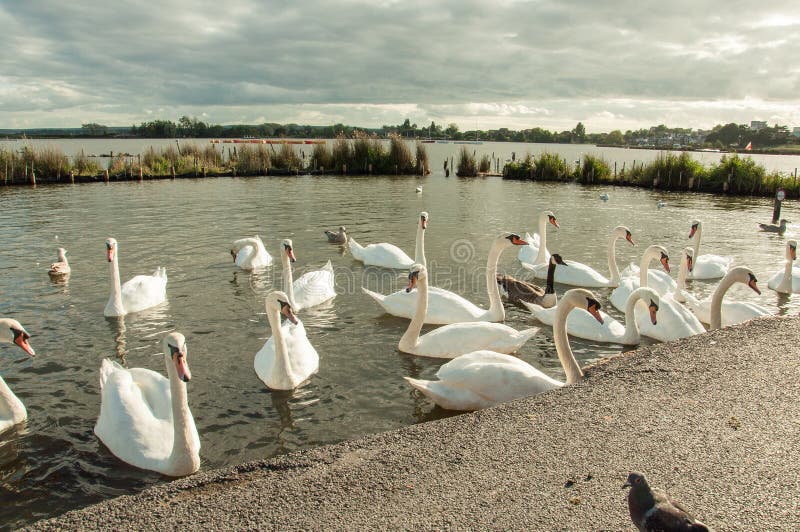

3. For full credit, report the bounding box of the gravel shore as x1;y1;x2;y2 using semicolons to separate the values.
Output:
30;316;800;531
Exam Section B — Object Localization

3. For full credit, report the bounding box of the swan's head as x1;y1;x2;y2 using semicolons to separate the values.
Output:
645;245;670;273
584;295;603;324
659;251;670;273
550;253;567;266
544;211;559;228
682;247;694;273
419;212;429;230
265;291;298;324
164;332;191;383
502;233;528;247
787;240;797;261
688;220;702;239
105;238;118;263
727;267;761;295
282;239;296;263
638;288;660;325
563;289;603;324
613;226;635;246
0;318;35;357
406;264;426;292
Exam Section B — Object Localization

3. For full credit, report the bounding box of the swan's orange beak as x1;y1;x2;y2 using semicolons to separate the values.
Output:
689;225;698;239
107;246;115;263
175;351;191;382
230;249;237;263
420;216;428;229
587;299;603;324
548;215;559;228
660;254;671;273
280;301;298;324
648;302;659;325
686;255;694;272
406;271;419;293
748;275;761;295
285;246;296;263
791;246;797;261
14;330;34;357
509;235;528;246
626;232;635;245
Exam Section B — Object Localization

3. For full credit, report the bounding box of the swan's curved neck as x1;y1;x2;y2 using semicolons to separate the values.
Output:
400;274;428;352
709;274;737;330
485;240;507;320
0;375;26;424
267;305;293;379
691;225;702;259
778;255;794;292
106;252;125;315
553;300;584;384
414;223;426;267
639;252;655;287
607;235;621;285
674;255;690;303
164;356;199;475
535;214;549;264
58;249;68;263
281;252;296;308
545;261;557;295
621;290;645;344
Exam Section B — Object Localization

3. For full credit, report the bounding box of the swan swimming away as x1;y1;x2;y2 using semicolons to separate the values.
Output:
254;291;319;390
48;247;71;277
688;220;733;280
104;238;167;317
324;226;347;244
404;288;604;411
518;211;559;265
0;318;35;434
279;239;336;310
363;230;529;324
767;240;800;294
231;236;272;270
398;261;539;358
94;332;200;476
348;212;426;269
524;225;635;288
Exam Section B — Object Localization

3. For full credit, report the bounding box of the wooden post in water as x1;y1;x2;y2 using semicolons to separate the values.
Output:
368;163;372;175
342;164;346;175
30;167;36;186
139;166;143;181
69;170;75;184
202;165;207;178
395;164;398;175
171;166;175;179
614;161;617;179
3;159;7;185
104;169;109;182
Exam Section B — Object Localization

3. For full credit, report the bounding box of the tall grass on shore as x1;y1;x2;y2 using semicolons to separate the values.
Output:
456;147;478;177
504;151;799;197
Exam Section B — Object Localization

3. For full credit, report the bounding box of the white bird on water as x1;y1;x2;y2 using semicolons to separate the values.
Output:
416;185;423;193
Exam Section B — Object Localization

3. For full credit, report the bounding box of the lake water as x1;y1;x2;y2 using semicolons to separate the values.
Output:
0;166;798;528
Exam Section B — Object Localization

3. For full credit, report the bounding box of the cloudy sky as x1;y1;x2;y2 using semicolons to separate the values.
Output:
1;0;798;132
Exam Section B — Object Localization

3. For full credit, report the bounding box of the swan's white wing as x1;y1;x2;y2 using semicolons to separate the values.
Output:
293;261;336;310
517;232;550;264
635;294;704;342
94;362;175;469
528;260;610;287
522;302;624;343
357;243;414;269
255;320;319;389
689;254;732;280
610;278;637;312
414;322;537;358
362;286;485;324
767;266;800;293
686;296;770;326
611;268;673;311
521;301;556;326
120;270;167;313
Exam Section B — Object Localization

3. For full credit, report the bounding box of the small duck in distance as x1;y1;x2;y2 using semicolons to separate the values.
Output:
759;219;789;234
657;200;667;208
324;225;347;244
48;247;71;277
416;185;423;193
599;192;610;201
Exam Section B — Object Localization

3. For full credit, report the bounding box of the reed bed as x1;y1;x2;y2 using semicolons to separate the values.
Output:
504;151;799;197
478;154;491;173
456;147;478;177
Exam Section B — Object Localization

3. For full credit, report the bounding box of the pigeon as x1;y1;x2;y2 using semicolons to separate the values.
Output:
623;472;709;532
758;219;789;234
324;226;347;243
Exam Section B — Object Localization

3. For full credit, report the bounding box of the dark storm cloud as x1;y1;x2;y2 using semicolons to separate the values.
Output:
1;0;798;129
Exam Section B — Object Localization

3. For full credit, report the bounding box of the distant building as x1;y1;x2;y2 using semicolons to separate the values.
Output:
793;127;800;138
751;120;767;131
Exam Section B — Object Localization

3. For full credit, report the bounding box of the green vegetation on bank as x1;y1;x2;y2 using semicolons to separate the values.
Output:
503;151;800;198
0;134;428;184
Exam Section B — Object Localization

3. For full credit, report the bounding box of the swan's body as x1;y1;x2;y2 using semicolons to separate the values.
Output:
610;245;673;311
518;211;558;265
231;236;272;270
767;240;800;293
280;239;336;310
0;319;35;434
104;238;167;317
399;260;538;358
709;267;763;329
324;226;347;244
629;248;705;342
48;247;71;277
254;291;319;390
94;332;200;476
759;219;788;234
497;254;565;307
348;212;427;269
363;229;528;324
524;287;659;345
524;226;634;288
688;220;733;280
404;289;603;411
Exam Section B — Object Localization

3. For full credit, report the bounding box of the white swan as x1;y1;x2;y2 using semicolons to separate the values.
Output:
707;267;765;329
48;247;71;277
631;247;705;342
404;288;603;411
610;245;673;311
254;291;319;390
688;220;733;280
280;239;336;310
94;332;200;476
523;287;659;345
767;240;800;294
363;232;529;324
104;238;167;317
524;225;635;287
518;211;559;265
398;264;539;358
348;212;427;269
0;319;35;434
676;253;769;327
231;235;272;270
